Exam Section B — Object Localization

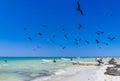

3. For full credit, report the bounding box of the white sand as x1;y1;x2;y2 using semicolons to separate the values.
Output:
32;65;120;81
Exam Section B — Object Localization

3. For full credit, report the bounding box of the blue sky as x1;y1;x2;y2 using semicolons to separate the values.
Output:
0;0;120;57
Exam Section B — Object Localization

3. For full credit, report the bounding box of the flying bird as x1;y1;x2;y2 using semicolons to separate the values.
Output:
28;37;32;41
96;31;104;35
74;38;78;41
41;25;47;27
37;45;41;48
95;39;99;44
62;28;64;31
103;42;109;46
78;24;82;29
24;27;27;30
52;35;56;38
62;46;66;49
50;39;54;43
107;37;116;40
75;42;79;46
85;40;90;44
38;32;42;36
76;1;83;15
64;34;68;39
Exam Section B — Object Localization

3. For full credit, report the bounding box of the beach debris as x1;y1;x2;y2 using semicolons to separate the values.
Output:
104;65;120;76
108;58;116;64
76;1;83;15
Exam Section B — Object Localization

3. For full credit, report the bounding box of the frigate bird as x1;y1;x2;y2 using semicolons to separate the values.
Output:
28;37;32;41
85;40;90;44
75;42;79;45
64;34;68;39
96;31;104;35
24;27;27;30
78;24;82;29
107;37;116;40
52;35;56;38
36;45;41;48
38;32;42;36
62;46;66;49
96;39;99;44
41;25;47;27
76;1;83;15
62;28;64;31
50;39;54;43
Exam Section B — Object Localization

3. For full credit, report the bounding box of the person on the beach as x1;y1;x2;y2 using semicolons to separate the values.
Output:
96;57;104;65
53;59;56;63
4;60;7;63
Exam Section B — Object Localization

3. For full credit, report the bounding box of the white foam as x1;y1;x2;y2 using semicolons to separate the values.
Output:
31;75;53;81
54;69;65;75
61;58;70;61
41;59;52;63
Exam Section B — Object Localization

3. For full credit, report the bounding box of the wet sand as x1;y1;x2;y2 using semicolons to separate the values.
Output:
32;64;120;81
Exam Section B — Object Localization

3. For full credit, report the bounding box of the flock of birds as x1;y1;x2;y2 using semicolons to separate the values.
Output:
23;1;116;51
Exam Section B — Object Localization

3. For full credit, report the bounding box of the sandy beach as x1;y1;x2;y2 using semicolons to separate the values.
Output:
32;64;120;81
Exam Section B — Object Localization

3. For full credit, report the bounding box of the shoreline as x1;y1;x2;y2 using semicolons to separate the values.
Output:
32;64;120;81
32;65;98;81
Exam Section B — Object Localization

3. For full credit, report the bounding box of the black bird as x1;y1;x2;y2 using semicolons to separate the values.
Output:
52;35;56;38
24;27;27;30
37;45;41;48
103;42;109;46
62;28;64;31
38;32;42;36
105;43;109;46
95;39;99;44
85;40;90;44
107;37;116;40
50;39;54;43
41;25;47;27
74;38;78;41
62;46;66;49
64;34;68;39
76;1;83;15
28;37;32;41
78;24;82;29
96;31;104;35
75;42;79;46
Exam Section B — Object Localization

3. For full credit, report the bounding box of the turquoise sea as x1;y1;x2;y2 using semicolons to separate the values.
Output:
0;57;96;81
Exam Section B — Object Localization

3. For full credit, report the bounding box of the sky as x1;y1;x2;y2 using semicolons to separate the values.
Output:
0;0;120;57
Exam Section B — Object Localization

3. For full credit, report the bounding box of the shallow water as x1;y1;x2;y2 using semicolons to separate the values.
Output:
0;57;96;81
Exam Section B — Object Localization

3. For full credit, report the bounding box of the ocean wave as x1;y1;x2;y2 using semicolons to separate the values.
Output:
61;58;70;61
41;59;52;63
